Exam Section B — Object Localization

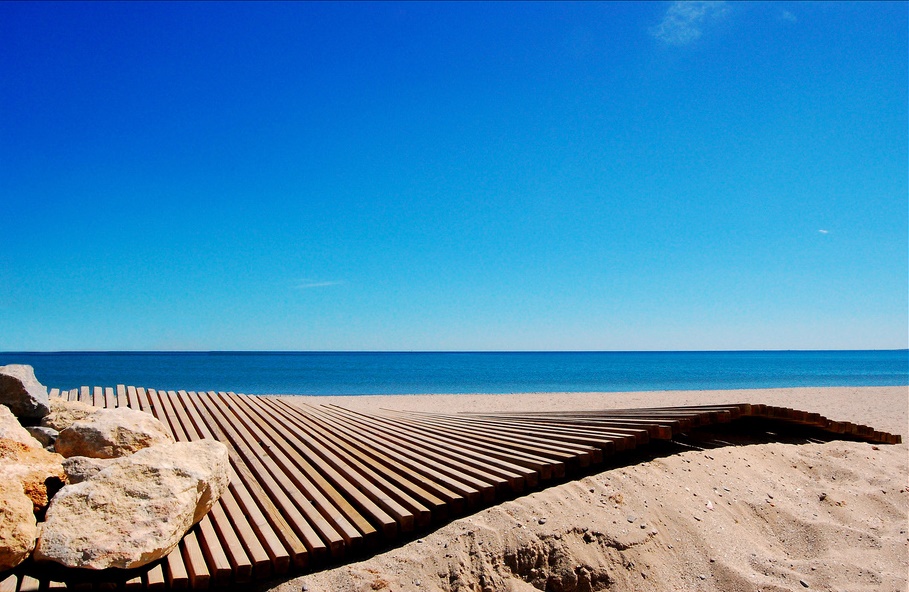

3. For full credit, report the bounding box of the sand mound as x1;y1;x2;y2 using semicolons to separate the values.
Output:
271;439;906;592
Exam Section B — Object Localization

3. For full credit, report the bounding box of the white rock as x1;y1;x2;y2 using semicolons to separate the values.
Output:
0;364;49;420
0;478;38;571
55;407;173;459
35;439;230;569
41;397;98;432
0;404;41;449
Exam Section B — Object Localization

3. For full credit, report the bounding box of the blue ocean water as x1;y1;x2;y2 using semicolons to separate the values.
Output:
0;351;906;395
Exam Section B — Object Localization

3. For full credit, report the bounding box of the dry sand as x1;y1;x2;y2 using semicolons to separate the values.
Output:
261;387;908;592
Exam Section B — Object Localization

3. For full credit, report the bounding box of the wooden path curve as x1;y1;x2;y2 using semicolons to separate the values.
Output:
1;387;900;591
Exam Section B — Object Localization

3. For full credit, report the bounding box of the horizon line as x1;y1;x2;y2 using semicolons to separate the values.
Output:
2;348;907;355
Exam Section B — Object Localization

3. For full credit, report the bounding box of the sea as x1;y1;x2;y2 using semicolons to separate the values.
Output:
0;350;906;396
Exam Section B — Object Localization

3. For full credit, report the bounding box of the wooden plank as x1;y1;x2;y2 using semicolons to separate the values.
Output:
116;384;129;408
79;385;91;404
135;386;154;413
18;575;40;591
93;386;104;407
165;542;190;589
0;574;15;592
142;389;177;438
104;386;116;409
126;385;142;411
182;529;210;590
49;387;60;398
145;562;167;590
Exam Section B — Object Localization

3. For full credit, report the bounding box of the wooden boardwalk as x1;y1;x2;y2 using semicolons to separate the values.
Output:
1;387;900;591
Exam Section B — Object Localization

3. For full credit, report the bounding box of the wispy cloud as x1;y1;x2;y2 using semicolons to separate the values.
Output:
818;229;829;234
651;1;729;46
295;279;345;290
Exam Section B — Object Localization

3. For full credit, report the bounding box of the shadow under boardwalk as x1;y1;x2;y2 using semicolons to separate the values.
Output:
1;388;901;591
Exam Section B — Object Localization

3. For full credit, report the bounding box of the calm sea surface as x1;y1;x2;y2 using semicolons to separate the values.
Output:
0;351;905;395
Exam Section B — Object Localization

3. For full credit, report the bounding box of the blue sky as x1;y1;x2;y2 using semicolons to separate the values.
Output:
2;1;906;351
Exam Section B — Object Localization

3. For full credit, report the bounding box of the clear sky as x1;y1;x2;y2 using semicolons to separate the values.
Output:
2;1;907;352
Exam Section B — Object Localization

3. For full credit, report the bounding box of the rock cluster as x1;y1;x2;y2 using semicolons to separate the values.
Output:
0;365;230;572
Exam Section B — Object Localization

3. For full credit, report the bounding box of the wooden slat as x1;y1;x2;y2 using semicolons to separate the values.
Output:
127;385;142;411
104;386;116;409
18;575;40;591
165;542;190;589
92;386;104;407
116;384;129;408
145;563;167;591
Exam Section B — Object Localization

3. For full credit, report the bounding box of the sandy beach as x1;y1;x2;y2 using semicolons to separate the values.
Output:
259;386;908;592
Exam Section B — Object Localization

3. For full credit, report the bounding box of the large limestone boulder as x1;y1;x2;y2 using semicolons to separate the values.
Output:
0;438;67;514
0;404;41;449
0;479;38;571
0;364;49;420
54;407;173;459
41;397;98;432
34;439;230;570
